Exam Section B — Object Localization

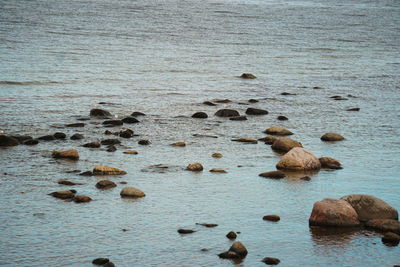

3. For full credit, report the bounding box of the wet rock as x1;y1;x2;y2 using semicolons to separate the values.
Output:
79;171;93;176
277;115;288;121
103;262;115;267
209;168;227;173
248;99;259;103
24;139;39;145
281;92;296;96
49;190;76;199
193;133;218;138
347;107;360;111
196;223;218;227
229;116;247;121
11;135;32;143
73;195;92;203
246;108;268;115
263;215;281;222
365;219;400;233
259;136;277;145
106;145;117;152
131;111;146;117
186;162;203;172
171;142;186;147
226;231;237;239
271;137;302;153
192;112;208;119
321;133;344;141
0;135;19;146
229;241;248;258
119;181;127;184
309;198;360;227
341;194;398;222
382;232;400;245
58;180;83;186
120;186;145;198
92;258;110;265
70;133;84;140
138;139;150;145
319;157;342;169
331;96;348;100
264;126;293;136
52;149;79;160
119;129;134;138
101;139;121;146
93;166;127;175
203;101;217;106
104;130;115;135
300;176;311;181
53;132;66;139
215;99;231;103
121;116;140;124
218;251;240;259
102;120;123;126
276;147;321;171
259;171;286;179
178;229;196;234
240;73;257;79
96;180;117;189
215;109;240;117
38;135;56;141
90;108;112;118
82;141;101;148
262;257;280;265
65;123;85;127
123;150;138;154
231;138;258;144
212;152;223;158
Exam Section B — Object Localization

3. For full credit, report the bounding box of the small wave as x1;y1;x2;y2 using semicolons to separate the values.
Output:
0;81;61;86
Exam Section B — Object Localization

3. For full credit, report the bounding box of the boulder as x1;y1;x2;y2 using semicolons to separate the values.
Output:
101;139;121;146
212;153;223;158
262;257;280;265
186;162;203;172
226;231;237;239
73;195;92;203
277;115;288;121
192;112;208;119
321;133;344;141
229;241;248;257
382;232;400;245
0;135;19;146
240;73;256;79
229;116;247;121
246;108;268;115
259;171;286;179
271;137;302;153
131;111;146;117
70;133;84;140
215;109;240;117
82;141;101;148
121;117;139;124
171;142;186;147
231;138;258;144
276;147;321;171
209;168;227;173
120;186;145;198
365;219;400;234
103;262;115;267
341;194;398;222
102;120;123;126
264;126;293;136
93;166;127;175
96;180;117;189
218;251;240;259
319;157;342;169
52;149;79;160
309;198;360;227
119;129;134;138
92;258;110;265
65;123;85;127
49;190;76;199
90;108;112;118
138;140;150;145
263;215;280;222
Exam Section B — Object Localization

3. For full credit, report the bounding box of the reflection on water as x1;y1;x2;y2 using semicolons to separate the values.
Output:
310;226;361;246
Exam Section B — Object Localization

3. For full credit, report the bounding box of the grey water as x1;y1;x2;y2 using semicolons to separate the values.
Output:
0;0;399;266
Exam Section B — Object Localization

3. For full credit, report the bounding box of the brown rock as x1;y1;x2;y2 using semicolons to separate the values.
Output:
259;136;277;145
49;190;76;199
319;157;342;169
92;258;110;265
203;101;216;106
65;123;85;127
52;149;79;160
90;108;112;118
209;168;227;173
259;171;286;179
120;186;145;198
82;141;101;148
58;180;83;186
218;251;240;259
0;135;19;146
123;150;138;154
96;180;117;189
212;153;223;158
138;139;151;145
186;162;203;172
240;73;257;79
177;229;196;234
262;257;281;265
215;109;240;117
73;195;92;203
93;166;127;175
264;126;293;136
263;215;281;222
365;219;400;233
246;108;268;115
171;142;186;147
231;138;258;144
271;137;302;153
321;133;344;141
229;241;248;257
276;147;321;171
309;198;360;227
229;116;247;121
101;139;121;146
382;232;400;245
192;112;208;119
226;231;237;239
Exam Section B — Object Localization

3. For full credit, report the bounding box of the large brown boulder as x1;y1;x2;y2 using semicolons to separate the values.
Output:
365;219;400;234
309;198;360;227
319;157;342;169
341;194;398;222
52;149;79;160
215;109;240;117
120;186;145;198
264;126;293;136
93;166;127;175
271;137;302;153
276;147;321;171
321;133;344;141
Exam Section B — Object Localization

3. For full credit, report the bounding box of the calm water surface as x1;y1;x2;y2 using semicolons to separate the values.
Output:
0;0;399;266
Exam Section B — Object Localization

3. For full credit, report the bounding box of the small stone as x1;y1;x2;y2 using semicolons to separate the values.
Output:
215;109;240;117
226;231;237;239
171;142;186;147
131;111;146;117
82;141;101;148
300;176;311;181
102;120;123;126
248;99;259;103
58;180;83;186
319;157;342;169
106;145;117;152
264;126;293;136
196;223;218;227
49;190;76;199
120;186;145;198
177;229;195;234
240;73;256;79
79;171;93;176
218;251;239;259
73;195;92;203
96;180;117;189
346;107;360;111
229;241;248;258
123;150;138;155
209;168;227;173
281;92;296;96
119;129;134;138
138;140;150;145
65;123;85;127
192;112;208;119
119;181;127;184
263;215;281;222
277;115;288;121
53;132;66;139
38;135;56;141
186;162;203;172
70;133;84;140
262;257;280;265
231;138;258;144
212;153;223;158
52;149;79;160
92;258;110;265
382;232;400;246
202;101;216;106
215;99;231;103
101;139;121;146
321;133;344;141
229;116;247;121
24;139;39;145
90;108;112;118
121;117;139;124
246;108;268;115
93;166;127;175
259;171;286;179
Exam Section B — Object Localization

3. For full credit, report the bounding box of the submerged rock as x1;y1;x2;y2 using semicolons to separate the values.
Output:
259;171;286;179
209;168;227;173
246;108;268;115
123;150;138;155
70;133;84;140
229;242;248;258
229;116;247;121
264;126;293;136
277;115;288;121
49;190;76;199
131;111;146;117
65;123;85;127
263;215;281;222
53;132;66;139
121;117;139;124
171;142;186;147
262;257;280;265
259;136;277;145
240;73;257;79
192;112;208;119
105;145;115;152
276;147;321;171
93;166;127;175
58;180;83;186
382;232;400;245
0;135;19;146
346;107;360;111
215;109;240;117
120;186;145;198
101;139;121;146
365;219;400;233
226;231;237;239
92;258;110;265
102;120;123;126
24;139;39;145
231;138;258;144
203;101;217;106
178;229;196;234
138;139;151;145
96;180;117;189
212;152;223;158
186;162;203;172
73;195;92;203
52;149;79;160
90;108;112;118
319;157;342;169
82;141;101;148
38;135;56;141
321;133;344;141
196;223;218;227
119;129;134;138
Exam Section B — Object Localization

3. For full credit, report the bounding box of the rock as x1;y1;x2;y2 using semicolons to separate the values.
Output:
193;134;218;138
121;116;140;124
196;223;218;227
107;145;117;152
23;139;39;145
82;141;101;148
259;171;286;179
321;133;344;141
171;142;186;147
382;232;400;245
58;180;82;186
203;101;217;106
341;194;398;222
319;157;342;169
123;150;138;154
259;136;277;145
271;137;302;153
226;231;237;239
138;139;150;145
79;171;93;176
281;92;296;95
231;138;258;144
120;186;145;198
92;258;110;265
102;120;123;126
209;168;227;173
65;123;85;127
331;96;348;100
218;251;240;259
248;99;259;103
90;108;112;118
93;166;127;175
38;135;56;141
215;99;231;103
212;153;223;158
262;257;280;265
119;129;134;138
229;116;247;121
0;135;19;146
215;109;240;117
101;139;121;146
277;115;288;121
192;112;208;119
263;215;281;222
186;162;203;172
70;133;84;140
240;73;256;79
276;147;321;171
347;107;360;111
177;229;195;234
49;190;76;199
52;149;79;160
131;111;146;117
229;241;248;258
309;198;360;227
103;262;115;267
96;180;117;189
365;219;400;233
11;135;32;143
300;176;311;181
73;195;92;203
264;126;293;136
119;181;127;184
246;108;268;115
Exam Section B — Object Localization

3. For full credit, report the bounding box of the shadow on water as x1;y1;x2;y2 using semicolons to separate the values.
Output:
309;226;361;246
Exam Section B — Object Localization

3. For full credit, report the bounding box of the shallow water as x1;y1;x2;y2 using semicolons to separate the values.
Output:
0;0;399;266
